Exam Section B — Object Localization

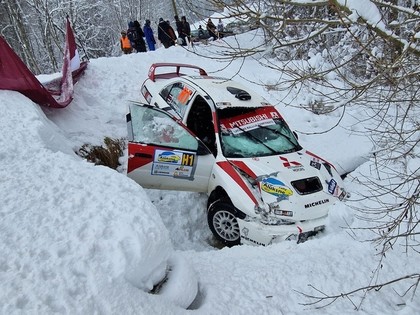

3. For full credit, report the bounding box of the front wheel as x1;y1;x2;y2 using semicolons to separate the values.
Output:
207;200;241;247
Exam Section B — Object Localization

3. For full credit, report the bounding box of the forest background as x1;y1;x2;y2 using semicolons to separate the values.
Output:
1;0;214;73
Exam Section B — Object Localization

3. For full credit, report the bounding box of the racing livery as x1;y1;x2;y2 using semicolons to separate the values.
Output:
126;63;347;246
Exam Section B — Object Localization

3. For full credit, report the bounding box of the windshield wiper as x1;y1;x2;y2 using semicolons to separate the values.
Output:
234;125;280;155
257;124;301;149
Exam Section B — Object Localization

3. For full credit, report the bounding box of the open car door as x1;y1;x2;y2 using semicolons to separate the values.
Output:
126;102;215;192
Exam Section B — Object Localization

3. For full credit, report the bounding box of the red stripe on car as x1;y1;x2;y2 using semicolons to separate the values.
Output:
127;143;155;173
217;161;258;205
127;144;174;173
228;160;257;179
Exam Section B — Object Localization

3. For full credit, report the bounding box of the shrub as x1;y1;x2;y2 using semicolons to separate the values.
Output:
77;137;126;170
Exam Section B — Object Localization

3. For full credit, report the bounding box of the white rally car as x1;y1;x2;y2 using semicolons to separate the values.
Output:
126;63;347;246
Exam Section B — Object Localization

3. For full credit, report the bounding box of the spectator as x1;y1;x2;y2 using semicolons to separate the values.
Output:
167;20;177;44
132;20;147;52
180;16;191;46
143;19;156;51
217;18;224;38
158;18;176;48
174;15;183;41
206;18;217;40
120;31;132;54
126;22;136;47
198;25;205;39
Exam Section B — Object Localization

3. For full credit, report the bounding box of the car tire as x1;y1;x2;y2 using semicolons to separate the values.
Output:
207;200;241;247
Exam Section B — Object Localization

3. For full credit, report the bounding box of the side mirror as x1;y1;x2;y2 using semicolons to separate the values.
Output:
293;131;299;140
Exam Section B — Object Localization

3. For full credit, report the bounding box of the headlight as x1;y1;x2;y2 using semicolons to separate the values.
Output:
274;209;293;217
255;204;294;225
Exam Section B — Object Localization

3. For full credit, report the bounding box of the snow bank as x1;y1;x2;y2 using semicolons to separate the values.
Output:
0;91;192;313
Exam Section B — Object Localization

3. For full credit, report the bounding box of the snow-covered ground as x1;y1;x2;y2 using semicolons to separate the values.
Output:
1;29;419;314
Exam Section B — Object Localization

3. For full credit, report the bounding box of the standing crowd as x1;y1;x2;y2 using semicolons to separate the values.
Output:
120;16;192;54
119;16;226;54
120;19;156;54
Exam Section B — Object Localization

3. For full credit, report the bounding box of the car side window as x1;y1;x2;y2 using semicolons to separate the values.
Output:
159;82;194;117
129;104;198;151
186;96;217;155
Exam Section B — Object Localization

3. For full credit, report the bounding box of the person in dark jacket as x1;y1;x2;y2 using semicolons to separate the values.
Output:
158;18;176;48
180;16;191;46
206;18;217;40
132;20;147;52
174;15;183;42
198;25;205;39
127;21;136;47
143;19;156;51
167;20;177;45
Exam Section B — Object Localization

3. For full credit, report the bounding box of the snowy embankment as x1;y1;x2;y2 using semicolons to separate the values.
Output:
0;91;197;313
0;28;419;314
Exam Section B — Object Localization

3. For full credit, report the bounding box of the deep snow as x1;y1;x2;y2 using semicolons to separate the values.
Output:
1;27;419;314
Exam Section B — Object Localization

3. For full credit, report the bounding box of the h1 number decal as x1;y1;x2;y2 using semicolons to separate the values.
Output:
182;153;194;166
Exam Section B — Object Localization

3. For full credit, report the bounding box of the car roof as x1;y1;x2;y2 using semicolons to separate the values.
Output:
145;63;272;109
183;76;270;108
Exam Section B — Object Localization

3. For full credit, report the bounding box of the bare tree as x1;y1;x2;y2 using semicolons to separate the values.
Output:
0;0;175;73
186;0;420;309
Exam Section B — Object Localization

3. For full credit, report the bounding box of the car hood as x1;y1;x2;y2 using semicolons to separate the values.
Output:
226;150;343;204
227;150;328;179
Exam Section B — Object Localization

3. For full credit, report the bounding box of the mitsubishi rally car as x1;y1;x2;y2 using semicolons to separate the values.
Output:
126;63;347;246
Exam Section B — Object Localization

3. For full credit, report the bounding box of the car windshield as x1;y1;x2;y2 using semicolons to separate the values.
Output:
218;106;302;158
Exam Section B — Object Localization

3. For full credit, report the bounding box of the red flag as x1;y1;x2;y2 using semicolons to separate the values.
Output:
0;35;65;107
66;17;80;72
59;17;78;104
0;18;87;108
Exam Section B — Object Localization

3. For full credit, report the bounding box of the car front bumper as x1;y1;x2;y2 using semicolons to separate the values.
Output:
237;215;328;246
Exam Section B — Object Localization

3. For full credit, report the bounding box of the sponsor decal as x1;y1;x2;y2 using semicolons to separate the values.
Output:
174;165;191;177
220;107;281;135
154;164;170;171
310;160;321;170
304;199;330;209
152;162;172;175
242;227;249;237
152;149;196;179
291;167;305;172
338;190;347;201
328;178;337;194
241;235;267;246
177;85;193;104
157;151;180;163
280;156;304;171
261;178;293;199
241;229;267;246
153;169;171;175
280;156;301;168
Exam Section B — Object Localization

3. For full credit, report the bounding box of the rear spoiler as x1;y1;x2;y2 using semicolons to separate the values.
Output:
148;63;208;82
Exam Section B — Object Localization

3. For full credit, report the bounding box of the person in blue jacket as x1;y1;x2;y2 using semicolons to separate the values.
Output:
143;19;156;51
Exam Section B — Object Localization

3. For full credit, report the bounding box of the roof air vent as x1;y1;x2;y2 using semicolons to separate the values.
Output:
226;87;251;101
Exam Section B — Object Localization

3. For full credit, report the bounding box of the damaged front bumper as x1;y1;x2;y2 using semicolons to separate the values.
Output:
237;215;328;246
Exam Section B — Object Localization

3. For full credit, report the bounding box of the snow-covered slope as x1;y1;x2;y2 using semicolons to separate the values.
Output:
0;29;418;314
